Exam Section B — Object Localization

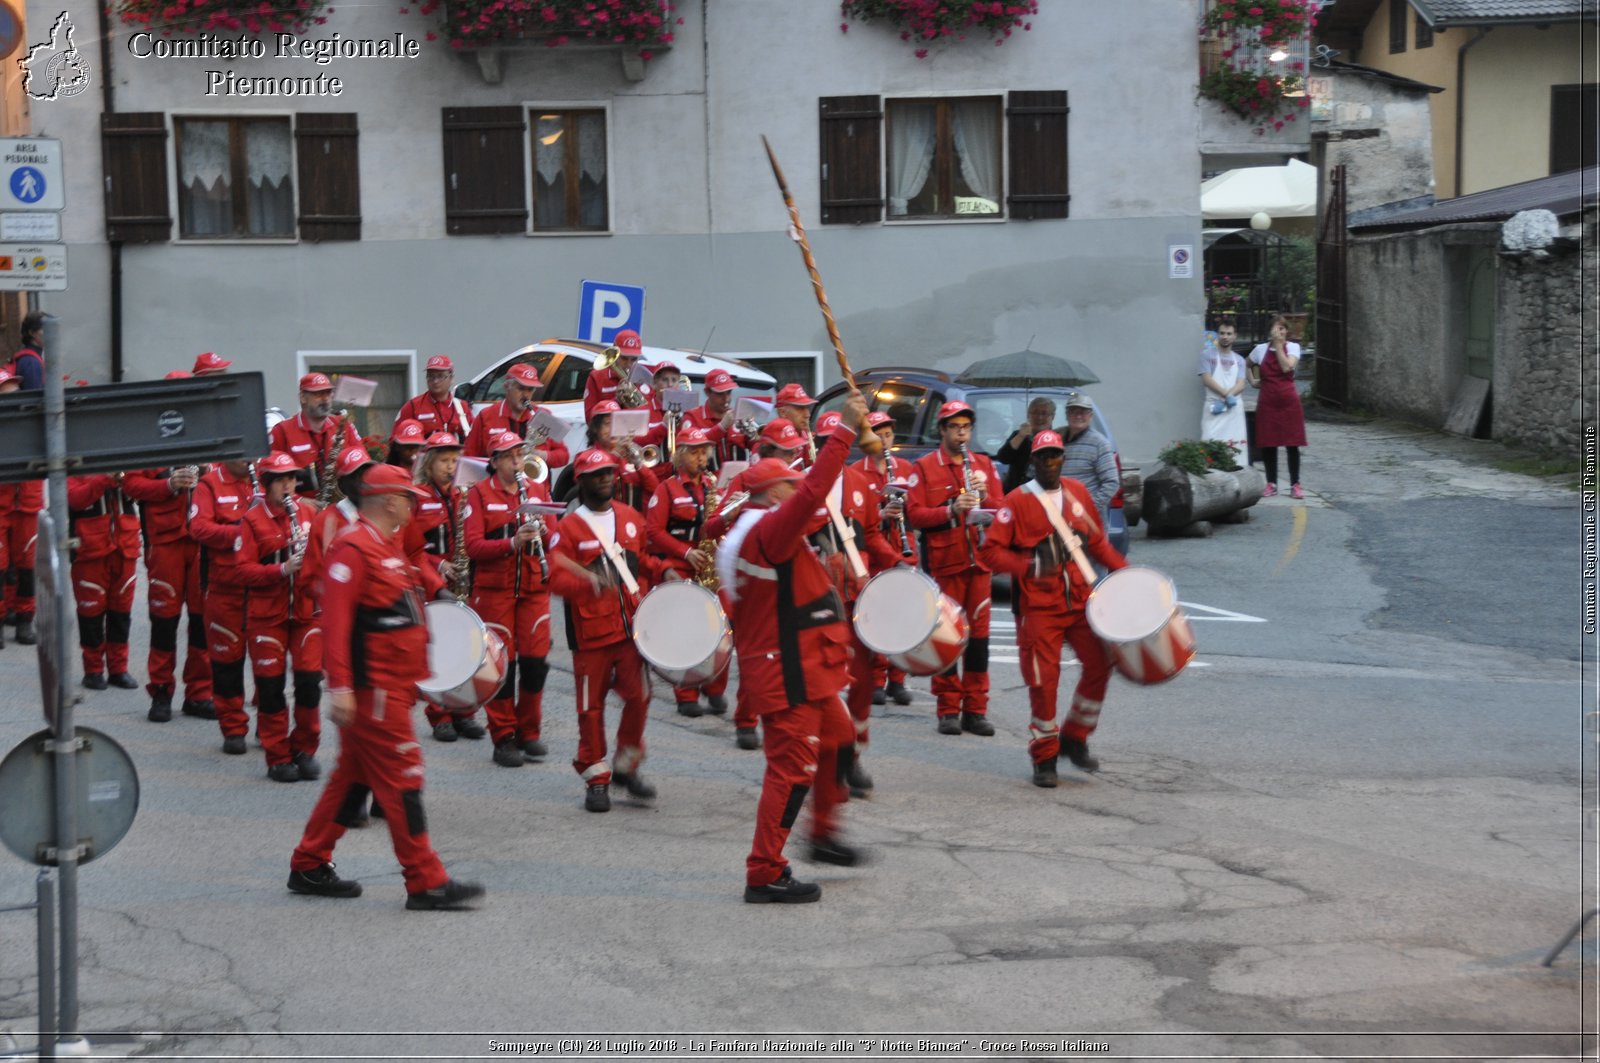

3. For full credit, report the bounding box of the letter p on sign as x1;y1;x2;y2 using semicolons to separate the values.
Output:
577;280;645;344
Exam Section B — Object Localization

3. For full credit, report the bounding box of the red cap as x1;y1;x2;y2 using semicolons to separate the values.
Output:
256;451;299;478
425;431;461;450
0;367;16;386
426;355;454;372
362;463;429;499
815;411;844;434
193;351;231;374
866;410;894;430
391;419;427;446
743;458;804;493
164;369;192;381
759;420;804;450
299;372;334;393
677;426;714;448
337;447;373;478
507;363;541;389
612;329;642;356
490;430;527;456
703;369;736;393
574;447;621;477
936;400;975;425
1031;429;1065;453
775;382;816;407
650;360;679;376
588;400;622;420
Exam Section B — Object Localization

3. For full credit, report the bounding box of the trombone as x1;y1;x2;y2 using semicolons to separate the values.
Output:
594;345;646;408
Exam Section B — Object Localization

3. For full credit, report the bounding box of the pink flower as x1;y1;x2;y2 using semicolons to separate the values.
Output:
914;46;927;56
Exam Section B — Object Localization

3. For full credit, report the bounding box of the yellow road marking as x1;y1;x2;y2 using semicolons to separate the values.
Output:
1273;505;1307;578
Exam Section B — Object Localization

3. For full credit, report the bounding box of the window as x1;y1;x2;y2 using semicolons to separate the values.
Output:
304;361;409;439
1414;10;1433;48
478;350;556;402
885;97;1002;219
1552;84;1599;175
863;381;930;443
1389;0;1408;53
175;117;295;238
532;110;608;231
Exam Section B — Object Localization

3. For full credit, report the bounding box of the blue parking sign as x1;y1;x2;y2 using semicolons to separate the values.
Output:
577;280;645;344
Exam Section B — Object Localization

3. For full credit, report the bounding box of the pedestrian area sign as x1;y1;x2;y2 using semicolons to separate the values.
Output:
0;242;64;290
0;138;63;211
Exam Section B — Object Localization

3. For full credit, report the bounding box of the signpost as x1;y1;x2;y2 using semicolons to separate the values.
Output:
0;136;64;294
576;279;645;344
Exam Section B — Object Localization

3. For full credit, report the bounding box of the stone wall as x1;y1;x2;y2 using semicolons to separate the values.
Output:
1317;68;1438;216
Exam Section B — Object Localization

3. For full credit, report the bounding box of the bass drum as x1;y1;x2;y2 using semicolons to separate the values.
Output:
417;600;508;711
633;581;733;687
853;568;969;677
1085;566;1195;685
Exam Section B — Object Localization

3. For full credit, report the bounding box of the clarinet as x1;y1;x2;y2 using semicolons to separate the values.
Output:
958;443;980;565
884;457;912;558
451;486;471;601
315;411;349;509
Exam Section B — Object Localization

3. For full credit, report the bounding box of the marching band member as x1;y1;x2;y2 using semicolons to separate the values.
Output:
404;432;470;741
191;351;232;376
287;463;484;911
773;383;818;469
855;411;917;708
979;431;1127;785
303;447;375;605
546;448;672;813
189;457;258;755
464;430;555;766
634;360;685;453
582;328;645;419
66;471;141;691
463;363;571;470
385;419;428;469
643;426;728;717
679;369;753;470
269;373;364;503
1;315;45;646
396;355;473;440
905;401;1004;737
235;453;323;783
721;392;872;904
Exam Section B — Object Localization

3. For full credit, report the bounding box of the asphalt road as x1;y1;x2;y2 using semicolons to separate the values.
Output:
0;414;1589;1061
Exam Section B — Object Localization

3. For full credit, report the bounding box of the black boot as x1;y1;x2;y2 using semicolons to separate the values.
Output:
585;782;611;812
1060;738;1100;773
846;758;874;798
14;618;35;646
960;711;995;737
887;681;913;706
612;771;656;800
744;868;821;904
148;691;173;723
704;693;728;715
1032;759;1059;788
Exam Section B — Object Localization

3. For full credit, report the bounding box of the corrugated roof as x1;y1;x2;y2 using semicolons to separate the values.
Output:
1412;0;1595;24
1350;165;1599;230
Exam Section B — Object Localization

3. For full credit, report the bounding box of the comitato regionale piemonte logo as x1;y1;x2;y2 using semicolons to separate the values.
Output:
20;12;91;101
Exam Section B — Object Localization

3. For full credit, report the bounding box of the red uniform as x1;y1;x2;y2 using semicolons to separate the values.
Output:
235;497;323;771
678;405;751;469
856;454;918;695
269;413;364;501
464;474;554;747
395;391;473;441
980;479;1127;763
290;516;452;895
123;467;213;706
546;502;666;787
66;475;141;678
905;448;1004;721
611;458;662;518
644;470;730;707
0;478;42;625
189;467;256;740
582;366;634;420
725;421;861;888
461;400;571;469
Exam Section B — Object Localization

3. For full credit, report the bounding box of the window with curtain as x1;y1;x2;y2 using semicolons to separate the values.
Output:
885;97;1003;220
531;108;608;232
175;117;294;238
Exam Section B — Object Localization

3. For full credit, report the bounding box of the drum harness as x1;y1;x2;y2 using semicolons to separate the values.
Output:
1021;481;1099;587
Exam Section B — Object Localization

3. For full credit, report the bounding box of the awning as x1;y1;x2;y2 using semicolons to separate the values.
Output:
1201;159;1318;220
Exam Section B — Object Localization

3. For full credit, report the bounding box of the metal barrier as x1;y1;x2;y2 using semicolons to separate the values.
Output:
0;870;57;1059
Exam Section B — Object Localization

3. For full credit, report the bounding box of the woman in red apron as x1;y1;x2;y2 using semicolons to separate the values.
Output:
1249;316;1307;499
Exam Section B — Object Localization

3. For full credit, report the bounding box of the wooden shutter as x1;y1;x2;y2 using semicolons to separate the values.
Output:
819;95;882;225
442;106;528;235
1006;91;1069;221
1551;84;1599;175
101;113;171;243
295;113;361;242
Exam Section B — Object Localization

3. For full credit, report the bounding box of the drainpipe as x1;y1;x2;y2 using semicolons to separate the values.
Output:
96;0;123;381
1453;26;1491;198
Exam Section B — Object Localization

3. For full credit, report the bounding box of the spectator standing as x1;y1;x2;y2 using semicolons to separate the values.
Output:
995;397;1058;494
1199;323;1248;455
1060;393;1119;527
1248;316;1307;499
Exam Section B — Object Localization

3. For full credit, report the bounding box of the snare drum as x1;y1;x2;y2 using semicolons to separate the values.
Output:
853;568;969;677
417;600;509;711
633;581;733;687
1085;566;1195;685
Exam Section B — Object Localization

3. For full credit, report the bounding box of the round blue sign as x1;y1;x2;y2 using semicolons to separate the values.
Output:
9;166;45;204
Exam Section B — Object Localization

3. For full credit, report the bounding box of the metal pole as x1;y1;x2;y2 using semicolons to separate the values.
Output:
36;870;55;1060
41;314;79;1043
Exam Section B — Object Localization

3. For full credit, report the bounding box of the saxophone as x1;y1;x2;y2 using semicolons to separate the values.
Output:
316;410;350;509
694;472;721;590
451;486;471;600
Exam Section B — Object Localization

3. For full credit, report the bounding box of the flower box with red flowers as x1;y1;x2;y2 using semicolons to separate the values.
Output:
1198;0;1319;133
839;0;1037;58
115;0;330;36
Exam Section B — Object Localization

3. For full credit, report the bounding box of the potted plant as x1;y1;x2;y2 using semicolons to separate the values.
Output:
116;0;329;35
1144;438;1267;532
422;0;677;53
1198;0;1319;133
839;0;1036;57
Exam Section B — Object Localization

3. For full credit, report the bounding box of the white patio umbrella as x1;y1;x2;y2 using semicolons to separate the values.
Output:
1201;159;1317;220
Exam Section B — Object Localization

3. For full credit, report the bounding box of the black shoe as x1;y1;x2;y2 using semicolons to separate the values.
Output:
431;721;459;743
871;687;887;706
1032;760;1059;788
521;739;548;760
181;698;217;720
492;740;524;767
13;619;35;645
808;837;864;867
405;878;485;911
744;868;821;904
846;760;874;798
612;771;656;800
936;714;962;735
453;718;487;740
369;799;385;820
347;812;371;830
1060;738;1100;773
887;681;913;706
108;671;139;690
267;761;300;783
704;694;729;715
585;782;611;813
961;712;995;737
82;672;107;691
147;694;173;723
735;727;761;750
676;700;703;718
293;752;322;781
222;735;248;755
287;863;363;898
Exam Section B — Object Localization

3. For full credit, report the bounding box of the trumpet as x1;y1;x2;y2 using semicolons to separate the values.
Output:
616;440;662;469
595;345;646;408
522;447;549;484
